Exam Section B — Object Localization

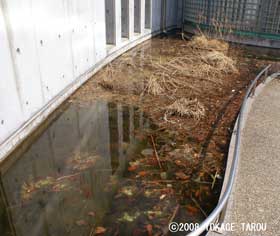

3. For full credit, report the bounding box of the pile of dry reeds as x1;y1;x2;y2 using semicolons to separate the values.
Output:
145;34;238;93
165;98;205;120
188;35;229;52
99;34;239;121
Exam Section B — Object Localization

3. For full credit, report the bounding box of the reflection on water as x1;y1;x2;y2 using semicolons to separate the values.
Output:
0;100;150;236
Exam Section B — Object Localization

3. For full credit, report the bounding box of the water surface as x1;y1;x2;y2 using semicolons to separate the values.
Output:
0;100;152;236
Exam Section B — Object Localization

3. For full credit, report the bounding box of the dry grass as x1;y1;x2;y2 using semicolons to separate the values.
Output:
202;51;238;74
98;34;239;122
99;63;145;95
144;35;238;90
99;76;145;95
144;75;164;96
165;98;205;120
188;35;229;52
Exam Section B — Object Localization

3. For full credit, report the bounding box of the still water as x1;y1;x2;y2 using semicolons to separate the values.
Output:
0;100;152;236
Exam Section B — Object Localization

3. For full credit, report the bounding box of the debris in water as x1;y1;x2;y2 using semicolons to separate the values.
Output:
94;226;107;235
175;172;190;180
188;35;229;52
119;186;136;197
186;205;199;216
203;51;238;74
165;98;205;120
88;211;96;217
146;224;153;236
76;220;88;226
141;148;154;157
67;153;100;171
118;212;141;222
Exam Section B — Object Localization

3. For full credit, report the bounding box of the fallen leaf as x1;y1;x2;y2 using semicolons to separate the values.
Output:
128;165;138;172
175;172;189;180
95;226;106;234
146;224;153;236
195;190;200;198
186;205;199;215
76;220;87;226
132;228;143;236
138;171;148;177
88;211;95;217
175;160;186;167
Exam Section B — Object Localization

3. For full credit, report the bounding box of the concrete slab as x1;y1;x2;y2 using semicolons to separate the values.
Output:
223;79;280;236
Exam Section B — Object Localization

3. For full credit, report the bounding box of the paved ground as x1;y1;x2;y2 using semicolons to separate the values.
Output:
223;79;280;236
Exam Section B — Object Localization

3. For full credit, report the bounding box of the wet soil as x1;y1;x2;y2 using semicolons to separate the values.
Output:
0;32;279;236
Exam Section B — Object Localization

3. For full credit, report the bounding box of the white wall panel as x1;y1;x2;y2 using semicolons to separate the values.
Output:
0;0;180;160
93;0;106;62
128;0;135;38
70;0;95;77
0;5;23;144
140;0;146;33
32;0;74;103
2;0;44;118
115;0;122;45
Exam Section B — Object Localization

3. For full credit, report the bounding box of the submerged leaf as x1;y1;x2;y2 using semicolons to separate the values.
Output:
146;224;153;236
76;220;87;226
95;226;106;234
175;172;190;180
186;205;199;216
138;171;148;177
88;211;96;217
118;212;140;222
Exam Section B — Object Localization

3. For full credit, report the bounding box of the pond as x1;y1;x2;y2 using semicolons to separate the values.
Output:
1;33;270;236
0;97;220;236
0;100;156;236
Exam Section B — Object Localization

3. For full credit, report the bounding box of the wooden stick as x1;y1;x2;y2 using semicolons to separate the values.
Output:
211;170;218;189
150;135;163;169
191;196;207;218
162;204;180;235
56;172;81;182
168;204;180;224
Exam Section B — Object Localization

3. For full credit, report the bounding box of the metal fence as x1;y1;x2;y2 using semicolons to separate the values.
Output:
183;0;280;41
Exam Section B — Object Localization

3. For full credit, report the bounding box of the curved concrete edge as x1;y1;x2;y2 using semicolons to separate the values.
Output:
0;27;177;164
207;72;280;236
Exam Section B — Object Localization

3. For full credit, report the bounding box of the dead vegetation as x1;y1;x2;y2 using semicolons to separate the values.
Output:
98;34;239;122
99;66;145;95
165;98;206;120
188;34;229;52
202;51;238;74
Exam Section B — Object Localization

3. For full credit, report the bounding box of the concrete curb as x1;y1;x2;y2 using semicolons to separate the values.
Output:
207;73;280;236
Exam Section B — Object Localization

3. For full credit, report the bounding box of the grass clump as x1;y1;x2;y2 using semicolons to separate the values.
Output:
188;35;229;52
144;76;164;96
165;98;205;120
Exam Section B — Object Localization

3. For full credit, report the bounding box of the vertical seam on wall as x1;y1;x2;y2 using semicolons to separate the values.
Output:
0;0;25;116
65;0;76;83
30;0;46;105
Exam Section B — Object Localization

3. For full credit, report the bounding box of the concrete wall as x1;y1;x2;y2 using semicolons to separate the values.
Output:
0;0;181;161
